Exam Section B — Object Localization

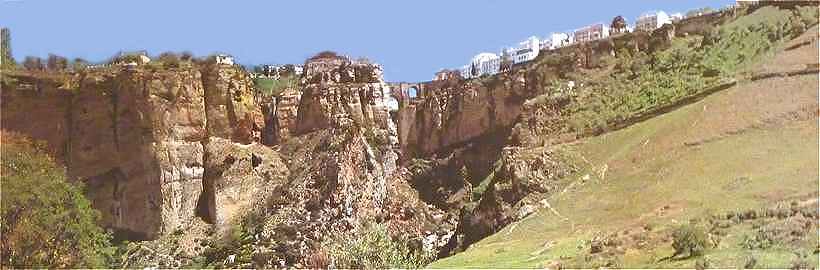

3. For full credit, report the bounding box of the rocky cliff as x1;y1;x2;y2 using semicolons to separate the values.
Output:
1;63;283;240
245;55;451;266
1;55;452;267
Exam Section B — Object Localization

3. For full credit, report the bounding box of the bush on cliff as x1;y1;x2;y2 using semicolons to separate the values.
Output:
322;222;433;269
0;132;114;268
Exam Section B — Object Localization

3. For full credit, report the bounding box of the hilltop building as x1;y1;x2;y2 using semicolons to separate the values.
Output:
574;23;610;43
543;32;571;50
114;51;151;66
635;11;672;32
670;12;685;22
736;0;759;7
461;52;500;79
509;36;541;64
215;54;234;66
433;69;462;81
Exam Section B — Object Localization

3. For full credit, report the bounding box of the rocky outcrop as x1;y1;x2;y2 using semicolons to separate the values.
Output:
397;68;545;159
261;86;302;145
201;137;288;229
202;65;262;144
243;55;454;266
1;63;285;239
294;56;391;135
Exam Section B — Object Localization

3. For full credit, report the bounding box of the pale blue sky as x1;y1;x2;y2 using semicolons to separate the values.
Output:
2;0;732;82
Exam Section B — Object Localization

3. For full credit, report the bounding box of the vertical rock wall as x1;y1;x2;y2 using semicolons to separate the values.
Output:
1;64;285;239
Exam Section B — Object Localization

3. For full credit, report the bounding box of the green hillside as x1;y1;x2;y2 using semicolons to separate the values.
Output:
431;18;819;270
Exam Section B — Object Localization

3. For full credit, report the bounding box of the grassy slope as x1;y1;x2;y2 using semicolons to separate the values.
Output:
431;26;819;269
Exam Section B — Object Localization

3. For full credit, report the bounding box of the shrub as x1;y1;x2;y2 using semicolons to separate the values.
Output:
0;132;114;268
672;223;709;258
158;52;181;68
22;56;44;71
323;222;433;269
46;54;68;71
72;58;89;71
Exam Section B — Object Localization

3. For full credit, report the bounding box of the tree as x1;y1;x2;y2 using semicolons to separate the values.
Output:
180;51;193;61
671;223;709;258
72;58;89;71
1;27;16;69
322;222;433;269
22;56;44;71
610;16;627;34
47;54;68;71
470;62;478;77
1;132;114;268
158;52;180;68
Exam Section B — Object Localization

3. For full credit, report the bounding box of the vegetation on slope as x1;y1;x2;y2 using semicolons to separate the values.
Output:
254;74;298;97
522;6;818;138
1;132;115;268
432;15;819;267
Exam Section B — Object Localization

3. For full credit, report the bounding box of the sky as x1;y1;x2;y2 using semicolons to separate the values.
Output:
2;0;733;82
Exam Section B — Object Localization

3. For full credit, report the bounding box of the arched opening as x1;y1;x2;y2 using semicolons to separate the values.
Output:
407;86;418;99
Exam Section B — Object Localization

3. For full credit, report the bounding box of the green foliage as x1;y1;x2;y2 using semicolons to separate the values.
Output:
158;52;182;68
1;27;16;69
471;160;502;200
795;6;819;28
702;7;798;74
194;216;261;268
254;75;297;97
0;133;114;268
323;222;433;269
529;6;815;136
672;223;710;258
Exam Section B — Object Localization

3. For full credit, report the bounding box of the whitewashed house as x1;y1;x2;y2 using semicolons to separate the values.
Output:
461;52;500;79
574;23;609;43
510;36;541;64
670;12;685;22
544;32;571;50
215;54;234;66
635;11;672;32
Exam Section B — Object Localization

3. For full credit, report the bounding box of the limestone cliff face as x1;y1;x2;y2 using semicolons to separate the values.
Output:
240;55;452;266
397;69;536;159
261;86;301;145
1;64;285;239
294;56;391;135
202;65;262;144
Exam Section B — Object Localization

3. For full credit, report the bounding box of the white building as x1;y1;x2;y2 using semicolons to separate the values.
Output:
670;12;684;22
115;51;150;66
574;23;609;44
510;36;541;64
461;52;500;79
635;11;672;32
215;54;234;66
543;32;571;50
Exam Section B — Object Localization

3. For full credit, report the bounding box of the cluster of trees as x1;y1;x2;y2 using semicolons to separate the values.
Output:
1;132;115;268
2;28;200;72
1;28;15;69
20;55;92;72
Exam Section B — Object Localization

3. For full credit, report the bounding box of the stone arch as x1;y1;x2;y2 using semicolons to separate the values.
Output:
407;86;419;98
